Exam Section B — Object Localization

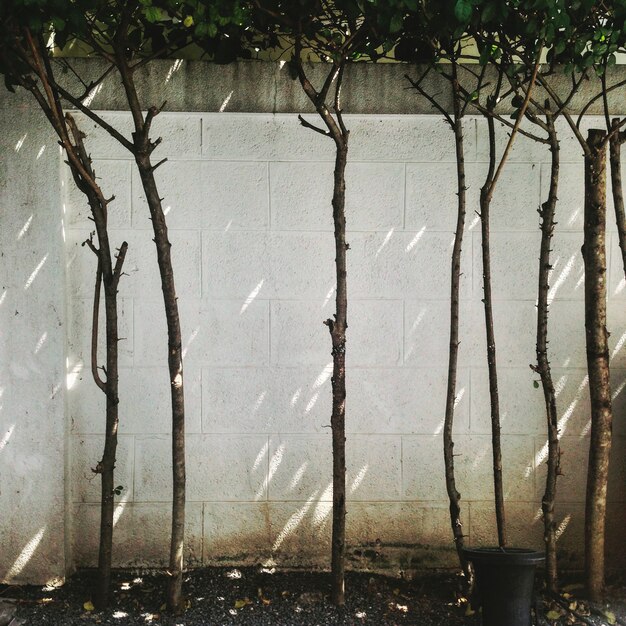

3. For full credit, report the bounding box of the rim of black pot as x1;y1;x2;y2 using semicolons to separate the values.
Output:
462;547;546;566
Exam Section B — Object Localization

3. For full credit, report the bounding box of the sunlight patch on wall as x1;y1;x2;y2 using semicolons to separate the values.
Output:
165;59;183;84
313;482;333;528
272;493;317;551
0;289;7;308
555;513;572;540
17;215;33;241
241;279;264;314
34;332;48;355
405;227;426;253
614;277;626;296
547;254;575;304
6;527;46;580
220;91;234;112
24;254;49;290
611;330;626;360
66;359;84;390
0;425;14;452
256;443;284;501
182;327;199;359
36;145;46;160
252;441;269;472
350;465;368;494
83;83;104;107
322;285;335;308
375;228;394;258
288;462;308;492
14;134;27;152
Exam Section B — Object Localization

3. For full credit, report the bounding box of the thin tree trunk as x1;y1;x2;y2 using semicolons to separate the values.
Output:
583;129;613;603
480;114;506;548
535;114;561;593
65;115;128;609
443;68;470;576
114;51;186;612
328;140;349;606
609;119;626;277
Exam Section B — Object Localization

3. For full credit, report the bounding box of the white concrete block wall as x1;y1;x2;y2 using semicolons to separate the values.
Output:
57;113;626;566
14;109;626;578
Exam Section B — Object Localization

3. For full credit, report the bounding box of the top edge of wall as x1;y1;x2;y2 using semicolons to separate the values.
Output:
3;59;626;115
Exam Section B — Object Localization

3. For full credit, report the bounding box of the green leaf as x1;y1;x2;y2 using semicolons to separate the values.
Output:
389;14;403;34
533;380;539;389
604;610;616;625
454;0;472;23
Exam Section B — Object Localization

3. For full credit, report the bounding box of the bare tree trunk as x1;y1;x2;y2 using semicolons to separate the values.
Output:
444;68;470;576
65;116;128;609
480;114;506;548
114;51;186;612
583;129;613;603
327;140;349;606
535;114;561;593
609;119;626;278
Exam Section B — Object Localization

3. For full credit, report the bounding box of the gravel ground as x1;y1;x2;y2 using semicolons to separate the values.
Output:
1;567;625;626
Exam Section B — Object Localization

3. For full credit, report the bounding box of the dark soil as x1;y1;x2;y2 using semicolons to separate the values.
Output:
1;567;625;626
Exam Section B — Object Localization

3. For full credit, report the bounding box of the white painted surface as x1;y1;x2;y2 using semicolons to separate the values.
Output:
2;108;626;581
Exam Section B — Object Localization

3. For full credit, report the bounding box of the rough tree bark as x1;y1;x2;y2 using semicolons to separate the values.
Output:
11;32;128;608
294;36;350;606
113;48;187;612
533;111;561;593
480;111;507;548
443;65;470;575
583;129;613;603
609;119;626;277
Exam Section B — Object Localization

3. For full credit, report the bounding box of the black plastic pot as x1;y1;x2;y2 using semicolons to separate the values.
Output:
462;547;545;626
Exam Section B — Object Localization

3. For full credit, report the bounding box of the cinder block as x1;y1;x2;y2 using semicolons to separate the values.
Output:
73;112;135;159
545;299;587;369
404;299;482;369
203;231;270;298
401;435;447;502
203;502;272;563
202;114;334;161
270;161;335;231
534;435;587;504
464;300;538;368
472;230;585;301
468;501;542;549
134;434;269;502
346;367;470;435
70;366;202;435
541;162;585;231
71;434;134;503
470;367;545;435
76;112;201;159
202;161;269;230
132;161;203;229
351;230;472;300
475;162;542;231
348;115;475;162
406;162;474;232
67;297;133;369
64;159;132;229
271;300;402;367
270;160;409;232
134;298;269;367
452;435;535;502
66;228;201;300
267;435;332;502
202;367;332;434
203;231;335;299
403;434;534;502
71;502;203;568
269;500;331;560
346;435;402;501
